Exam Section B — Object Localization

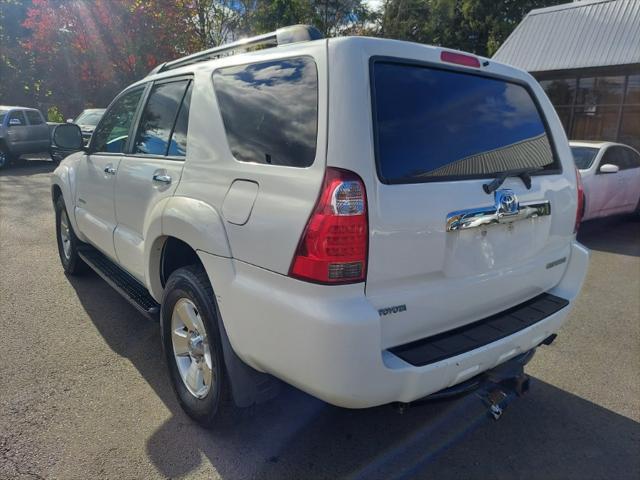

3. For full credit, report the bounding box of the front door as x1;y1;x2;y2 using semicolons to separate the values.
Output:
114;77;193;281
6;110;29;154
620;147;640;211
593;146;627;217
75;87;146;259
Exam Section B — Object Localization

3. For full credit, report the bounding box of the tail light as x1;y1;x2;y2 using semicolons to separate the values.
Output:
574;167;584;233
290;168;368;284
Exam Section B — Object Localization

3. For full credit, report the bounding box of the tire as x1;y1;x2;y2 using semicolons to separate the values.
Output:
49;148;60;165
161;265;233;428
0;145;10;169
55;196;87;274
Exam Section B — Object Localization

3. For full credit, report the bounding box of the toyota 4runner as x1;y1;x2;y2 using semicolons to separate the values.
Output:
50;26;589;427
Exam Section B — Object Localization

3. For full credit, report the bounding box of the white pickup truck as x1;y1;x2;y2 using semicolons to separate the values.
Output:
50;26;589;427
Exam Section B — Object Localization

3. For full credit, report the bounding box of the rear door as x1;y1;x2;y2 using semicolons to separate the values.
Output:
113;77;192;281
24;110;50;152
364;59;576;349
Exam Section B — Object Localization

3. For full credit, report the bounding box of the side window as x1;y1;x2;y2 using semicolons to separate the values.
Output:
623;148;640;169
600;147;626;170
8;110;26;126
25;110;44;125
213;56;318;167
168;82;192;157
133;79;191;157
92;87;144;153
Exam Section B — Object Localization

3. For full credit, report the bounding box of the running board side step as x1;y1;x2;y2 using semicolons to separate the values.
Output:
78;247;160;320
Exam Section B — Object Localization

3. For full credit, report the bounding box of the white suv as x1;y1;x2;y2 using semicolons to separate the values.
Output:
50;26;589;427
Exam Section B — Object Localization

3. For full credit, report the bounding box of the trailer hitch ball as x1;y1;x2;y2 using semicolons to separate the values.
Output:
489;403;503;421
486;389;508;421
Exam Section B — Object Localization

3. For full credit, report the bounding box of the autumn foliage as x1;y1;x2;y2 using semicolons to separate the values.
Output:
19;0;190;111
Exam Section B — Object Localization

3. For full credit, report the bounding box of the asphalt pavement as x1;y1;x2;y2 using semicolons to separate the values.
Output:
1;159;639;479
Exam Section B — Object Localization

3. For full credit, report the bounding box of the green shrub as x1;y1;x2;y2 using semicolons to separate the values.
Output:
47;105;64;123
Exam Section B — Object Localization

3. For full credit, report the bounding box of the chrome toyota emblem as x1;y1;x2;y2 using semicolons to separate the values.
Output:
495;189;519;215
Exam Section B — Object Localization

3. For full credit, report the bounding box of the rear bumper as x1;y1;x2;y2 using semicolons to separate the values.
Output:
200;241;589;408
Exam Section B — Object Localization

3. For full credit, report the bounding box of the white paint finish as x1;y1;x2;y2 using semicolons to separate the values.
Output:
198;242;588;408
161;196;231;258
50;156;89;243
221;180;259;225
572;141;640;221
113;156;185;280
327;37;579;349
174;43;328;275
51;35;594;410
74;154;121;259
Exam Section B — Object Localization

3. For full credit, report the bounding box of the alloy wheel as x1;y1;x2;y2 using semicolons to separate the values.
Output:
171;298;214;399
59;209;72;260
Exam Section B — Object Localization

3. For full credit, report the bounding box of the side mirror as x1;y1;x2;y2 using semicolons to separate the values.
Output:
66;118;74;123
8;118;22;126
599;163;619;174
52;123;84;151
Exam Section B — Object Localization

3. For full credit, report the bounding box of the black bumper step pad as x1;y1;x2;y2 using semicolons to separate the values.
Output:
79;247;159;318
388;293;569;367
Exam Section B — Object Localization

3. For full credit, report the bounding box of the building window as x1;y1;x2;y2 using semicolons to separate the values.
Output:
538;72;640;151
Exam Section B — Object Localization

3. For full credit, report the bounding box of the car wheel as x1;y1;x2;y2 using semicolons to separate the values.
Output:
0;146;10;169
55;196;87;274
49;149;60;165
161;265;233;428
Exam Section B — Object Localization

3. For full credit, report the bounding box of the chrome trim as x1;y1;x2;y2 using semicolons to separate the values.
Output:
446;200;551;232
152;173;172;184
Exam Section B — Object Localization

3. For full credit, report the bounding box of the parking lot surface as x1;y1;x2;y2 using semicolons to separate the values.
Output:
1;159;639;479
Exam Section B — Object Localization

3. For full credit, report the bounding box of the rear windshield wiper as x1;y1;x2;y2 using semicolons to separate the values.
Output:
482;167;542;194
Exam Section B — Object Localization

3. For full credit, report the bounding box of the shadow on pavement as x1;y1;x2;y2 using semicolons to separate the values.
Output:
0;157;57;177
67;273;640;480
578;215;640;257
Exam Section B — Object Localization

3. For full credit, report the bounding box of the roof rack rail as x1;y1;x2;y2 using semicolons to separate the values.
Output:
148;24;323;76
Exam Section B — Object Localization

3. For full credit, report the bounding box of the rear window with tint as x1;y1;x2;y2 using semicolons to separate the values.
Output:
25;110;44;125
371;61;558;184
213;56;318;167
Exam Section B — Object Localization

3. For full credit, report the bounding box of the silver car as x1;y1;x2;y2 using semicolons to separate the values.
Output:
71;108;106;145
0;106;51;169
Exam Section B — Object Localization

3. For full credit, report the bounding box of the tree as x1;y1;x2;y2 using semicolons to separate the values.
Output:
377;0;565;57
249;0;371;37
19;0;189;115
0;0;42;109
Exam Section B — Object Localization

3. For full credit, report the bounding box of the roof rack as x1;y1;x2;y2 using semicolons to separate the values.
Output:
148;24;323;76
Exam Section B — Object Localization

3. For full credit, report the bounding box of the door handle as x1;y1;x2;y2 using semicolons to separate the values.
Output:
152;173;172;184
104;165;116;175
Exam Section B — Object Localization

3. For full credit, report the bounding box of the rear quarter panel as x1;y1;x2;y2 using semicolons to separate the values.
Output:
173;41;329;274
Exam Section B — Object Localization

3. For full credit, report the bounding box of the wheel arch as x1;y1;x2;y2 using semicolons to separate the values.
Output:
144;196;232;301
50;164;88;242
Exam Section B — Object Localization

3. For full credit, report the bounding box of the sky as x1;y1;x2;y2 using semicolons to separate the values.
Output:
366;0;384;11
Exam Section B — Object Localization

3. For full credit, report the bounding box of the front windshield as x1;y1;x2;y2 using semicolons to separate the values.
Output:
75;110;104;126
571;146;599;169
0;110;8;124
